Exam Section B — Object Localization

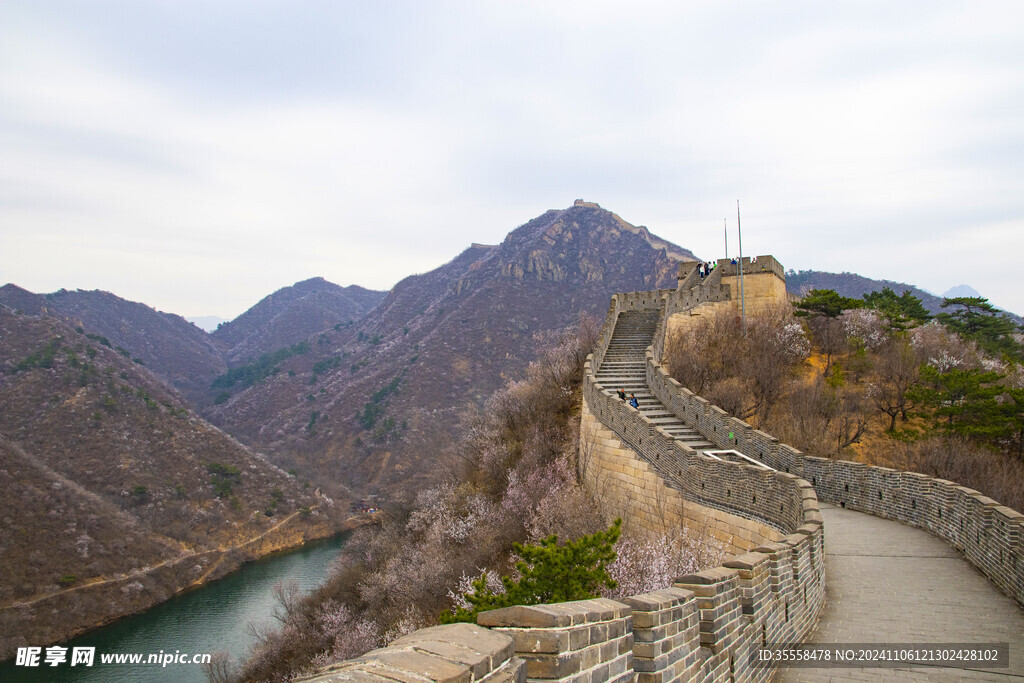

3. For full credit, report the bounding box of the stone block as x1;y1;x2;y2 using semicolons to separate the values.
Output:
479;604;571;628
388;623;515;674
295;666;396;683
521;651;580;679
506;628;568;655
607;652;630;677
480;658;526;683
632;639;666;660
579;643;601;670
569;624;591;651
365;651;472;683
722;552;767;572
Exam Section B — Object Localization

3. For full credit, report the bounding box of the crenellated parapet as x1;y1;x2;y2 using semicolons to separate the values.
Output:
302;253;1021;683
576;267;825;680
802;457;1024;606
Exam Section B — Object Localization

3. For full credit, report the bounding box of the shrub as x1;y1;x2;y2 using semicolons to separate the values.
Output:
211;341;310;390
130;485;149;504
440;519;621;624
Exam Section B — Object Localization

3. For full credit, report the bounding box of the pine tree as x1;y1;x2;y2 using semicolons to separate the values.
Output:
795;289;863;318
937;297;1022;360
440;518;622;624
910;365;1006;440
862;287;931;330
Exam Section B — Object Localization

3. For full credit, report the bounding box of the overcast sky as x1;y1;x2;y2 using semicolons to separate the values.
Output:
2;1;1022;320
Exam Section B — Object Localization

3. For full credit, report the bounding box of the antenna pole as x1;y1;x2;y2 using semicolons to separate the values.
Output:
724;218;728;259
737;200;746;335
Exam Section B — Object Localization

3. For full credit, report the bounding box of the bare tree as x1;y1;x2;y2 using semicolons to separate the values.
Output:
665;313;739;394
835;388;870;451
741;306;809;422
667;305;808;426
203;652;234;683
807;316;849;377
870;336;921;431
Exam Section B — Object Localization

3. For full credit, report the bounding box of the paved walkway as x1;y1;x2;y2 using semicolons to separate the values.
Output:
779;503;1024;682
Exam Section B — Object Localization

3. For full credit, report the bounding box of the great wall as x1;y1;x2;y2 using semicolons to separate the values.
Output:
303;256;1024;682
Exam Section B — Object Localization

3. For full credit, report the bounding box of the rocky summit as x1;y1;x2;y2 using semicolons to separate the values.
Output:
204;202;696;498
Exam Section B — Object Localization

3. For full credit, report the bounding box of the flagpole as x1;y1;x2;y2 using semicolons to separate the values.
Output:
737;200;746;336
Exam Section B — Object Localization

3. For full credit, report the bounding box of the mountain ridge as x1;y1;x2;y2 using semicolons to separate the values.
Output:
785;269;1022;323
202;202;695;497
212;278;387;363
0;306;340;658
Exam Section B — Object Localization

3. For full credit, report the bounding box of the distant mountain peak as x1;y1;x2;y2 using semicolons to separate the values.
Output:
942;284;982;299
211;277;387;361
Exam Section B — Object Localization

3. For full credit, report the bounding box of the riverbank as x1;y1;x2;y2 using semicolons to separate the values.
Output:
0;530;358;682
0;507;375;661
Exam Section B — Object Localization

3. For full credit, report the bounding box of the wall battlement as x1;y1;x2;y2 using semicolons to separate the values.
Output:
303;253;1022;683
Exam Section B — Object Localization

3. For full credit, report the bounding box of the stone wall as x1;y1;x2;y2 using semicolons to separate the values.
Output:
655;262;1024;611
801;457;1024;607
579;396;783;554
303;262;823;683
295;622;525;683
719;273;787;316
573;273;826;682
301;251;1023;683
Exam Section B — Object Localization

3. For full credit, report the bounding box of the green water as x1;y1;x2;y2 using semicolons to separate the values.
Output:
0;533;349;682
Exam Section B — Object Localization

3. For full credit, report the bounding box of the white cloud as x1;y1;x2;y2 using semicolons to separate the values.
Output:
2;1;1023;316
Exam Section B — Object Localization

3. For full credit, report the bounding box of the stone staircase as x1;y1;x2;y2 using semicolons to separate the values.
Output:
595;310;717;454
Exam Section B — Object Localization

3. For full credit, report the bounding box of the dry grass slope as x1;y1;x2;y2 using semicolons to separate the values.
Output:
0;307;342;659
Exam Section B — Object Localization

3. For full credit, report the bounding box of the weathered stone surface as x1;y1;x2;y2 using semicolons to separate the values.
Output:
478;604;572;628
722;552;767;571
366;651;472;683
674;566;739;586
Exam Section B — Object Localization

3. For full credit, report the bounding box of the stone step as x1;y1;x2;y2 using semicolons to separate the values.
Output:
662;427;700;436
599;309;738;461
676;440;716;450
645;416;687;425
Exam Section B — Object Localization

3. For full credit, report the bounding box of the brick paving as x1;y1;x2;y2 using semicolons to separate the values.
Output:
778;503;1024;681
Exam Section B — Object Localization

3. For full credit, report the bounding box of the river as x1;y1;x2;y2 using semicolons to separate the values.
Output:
0;533;349;682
